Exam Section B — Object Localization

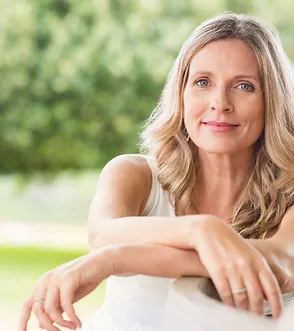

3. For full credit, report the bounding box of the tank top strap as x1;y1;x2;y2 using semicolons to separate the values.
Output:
140;154;161;215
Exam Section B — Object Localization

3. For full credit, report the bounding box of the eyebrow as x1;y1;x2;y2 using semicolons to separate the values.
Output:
189;70;260;82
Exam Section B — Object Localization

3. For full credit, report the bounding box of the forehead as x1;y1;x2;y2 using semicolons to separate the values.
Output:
188;39;261;79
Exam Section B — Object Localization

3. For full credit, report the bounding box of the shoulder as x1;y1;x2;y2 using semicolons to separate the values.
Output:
100;153;152;183
98;154;153;211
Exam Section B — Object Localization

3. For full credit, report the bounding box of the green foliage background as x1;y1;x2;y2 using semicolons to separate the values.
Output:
1;0;294;175
2;2;294;330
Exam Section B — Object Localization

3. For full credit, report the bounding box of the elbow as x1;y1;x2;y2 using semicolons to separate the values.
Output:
88;229;106;252
88;234;97;252
88;218;112;251
88;237;97;252
88;236;108;252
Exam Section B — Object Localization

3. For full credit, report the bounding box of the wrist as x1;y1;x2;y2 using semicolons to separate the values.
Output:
187;215;224;251
91;244;124;278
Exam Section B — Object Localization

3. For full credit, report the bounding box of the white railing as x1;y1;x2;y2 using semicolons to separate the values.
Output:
161;277;294;331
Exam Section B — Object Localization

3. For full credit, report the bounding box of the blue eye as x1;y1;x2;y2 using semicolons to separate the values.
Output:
196;79;209;87
238;83;254;91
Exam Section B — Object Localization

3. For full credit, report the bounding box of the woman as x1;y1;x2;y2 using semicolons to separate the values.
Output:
19;12;294;331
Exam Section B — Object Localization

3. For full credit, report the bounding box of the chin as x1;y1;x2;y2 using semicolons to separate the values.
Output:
196;143;240;154
204;149;238;155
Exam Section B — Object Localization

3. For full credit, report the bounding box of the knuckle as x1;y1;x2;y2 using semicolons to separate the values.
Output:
259;255;268;264
221;291;232;299
61;279;74;292
60;287;72;302
39;270;53;281
32;304;42;314
258;256;270;269
60;270;71;282
60;300;71;311
235;296;249;307
44;305;56;313
222;296;234;306
251;295;264;306
236;257;247;266
268;288;280;297
218;286;232;300
23;299;32;310
215;265;226;278
237;258;253;270
215;280;229;294
225;261;237;271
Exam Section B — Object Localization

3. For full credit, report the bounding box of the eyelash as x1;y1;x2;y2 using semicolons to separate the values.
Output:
194;79;255;92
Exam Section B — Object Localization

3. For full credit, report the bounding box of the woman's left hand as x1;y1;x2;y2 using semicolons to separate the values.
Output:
19;248;114;331
191;217;283;318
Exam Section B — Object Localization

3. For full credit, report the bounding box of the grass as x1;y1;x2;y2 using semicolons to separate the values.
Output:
0;244;106;330
0;172;106;329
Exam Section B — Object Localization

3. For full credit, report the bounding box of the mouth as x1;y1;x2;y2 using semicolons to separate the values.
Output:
202;122;239;127
201;121;240;133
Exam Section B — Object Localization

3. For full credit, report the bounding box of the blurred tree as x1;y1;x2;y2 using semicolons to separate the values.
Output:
223;0;254;13
0;0;293;175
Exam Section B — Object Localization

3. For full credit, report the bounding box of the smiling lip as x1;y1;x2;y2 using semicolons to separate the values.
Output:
202;121;239;133
202;121;239;127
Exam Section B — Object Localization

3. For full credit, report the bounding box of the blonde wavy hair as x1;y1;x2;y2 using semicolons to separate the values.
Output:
140;12;294;239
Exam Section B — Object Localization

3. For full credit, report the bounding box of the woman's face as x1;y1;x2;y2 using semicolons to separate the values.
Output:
183;39;264;154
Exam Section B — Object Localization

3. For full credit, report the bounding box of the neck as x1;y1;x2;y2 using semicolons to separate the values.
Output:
193;148;255;220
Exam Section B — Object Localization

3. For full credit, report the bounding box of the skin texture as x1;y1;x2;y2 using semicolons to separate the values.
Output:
184;39;264;155
19;39;294;330
180;40;283;316
183;39;265;219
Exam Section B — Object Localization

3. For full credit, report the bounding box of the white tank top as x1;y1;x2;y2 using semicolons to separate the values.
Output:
81;155;294;330
81;155;176;331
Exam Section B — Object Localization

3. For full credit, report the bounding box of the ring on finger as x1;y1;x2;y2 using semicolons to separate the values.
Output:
232;287;247;295
33;295;46;303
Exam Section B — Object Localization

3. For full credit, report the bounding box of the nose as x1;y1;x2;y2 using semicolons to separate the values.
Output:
209;87;233;113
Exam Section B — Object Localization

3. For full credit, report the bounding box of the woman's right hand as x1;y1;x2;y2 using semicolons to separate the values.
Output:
19;247;116;331
190;216;283;318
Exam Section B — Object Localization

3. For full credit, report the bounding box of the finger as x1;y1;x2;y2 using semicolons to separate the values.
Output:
32;287;61;331
242;267;265;316
210;267;235;307
19;290;35;331
32;300;61;331
258;266;283;319
60;285;82;329
45;287;77;330
226;263;249;311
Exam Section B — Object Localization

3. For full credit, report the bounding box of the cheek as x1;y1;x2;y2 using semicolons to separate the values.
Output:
246;102;265;125
231;93;265;126
183;89;207;119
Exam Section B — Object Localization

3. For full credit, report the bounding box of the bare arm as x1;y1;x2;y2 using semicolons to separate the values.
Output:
107;243;209;278
88;154;211;278
88;154;209;250
88;155;294;292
